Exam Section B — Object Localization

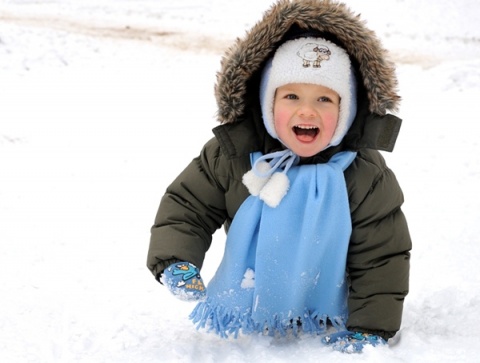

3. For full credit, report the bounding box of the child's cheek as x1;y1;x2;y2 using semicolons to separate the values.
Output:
273;109;290;129
324;112;339;135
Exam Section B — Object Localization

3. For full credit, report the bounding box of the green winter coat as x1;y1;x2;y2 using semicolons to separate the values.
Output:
147;0;411;339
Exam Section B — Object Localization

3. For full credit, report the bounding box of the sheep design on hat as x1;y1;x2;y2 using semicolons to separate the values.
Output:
296;43;331;68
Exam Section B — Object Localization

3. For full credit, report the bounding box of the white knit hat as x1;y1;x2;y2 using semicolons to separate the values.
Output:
260;37;357;148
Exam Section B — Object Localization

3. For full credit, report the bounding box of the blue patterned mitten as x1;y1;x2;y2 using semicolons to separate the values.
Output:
160;261;206;301
322;331;386;353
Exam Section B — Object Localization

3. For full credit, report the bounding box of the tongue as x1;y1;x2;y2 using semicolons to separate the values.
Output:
294;128;317;142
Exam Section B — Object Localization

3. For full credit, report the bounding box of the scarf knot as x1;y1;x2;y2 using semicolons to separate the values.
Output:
242;149;300;207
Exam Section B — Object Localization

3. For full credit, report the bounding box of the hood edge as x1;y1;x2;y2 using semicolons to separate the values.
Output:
214;0;400;124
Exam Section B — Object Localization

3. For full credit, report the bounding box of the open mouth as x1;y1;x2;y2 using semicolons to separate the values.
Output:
293;125;319;141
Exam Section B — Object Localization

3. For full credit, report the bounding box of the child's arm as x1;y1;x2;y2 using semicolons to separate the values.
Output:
147;138;229;280
345;150;412;340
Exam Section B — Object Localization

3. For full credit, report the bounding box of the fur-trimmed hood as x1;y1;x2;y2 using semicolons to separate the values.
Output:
215;0;400;126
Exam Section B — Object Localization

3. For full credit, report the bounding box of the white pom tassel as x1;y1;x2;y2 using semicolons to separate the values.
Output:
242;161;271;196
259;172;290;208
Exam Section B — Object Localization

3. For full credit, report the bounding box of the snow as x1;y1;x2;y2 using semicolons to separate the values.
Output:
241;269;255;289
1;0;480;361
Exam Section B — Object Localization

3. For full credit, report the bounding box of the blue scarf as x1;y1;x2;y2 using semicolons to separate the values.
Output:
190;151;357;338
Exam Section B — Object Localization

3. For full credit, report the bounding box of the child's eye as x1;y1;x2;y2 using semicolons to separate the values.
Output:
318;96;332;103
285;94;299;100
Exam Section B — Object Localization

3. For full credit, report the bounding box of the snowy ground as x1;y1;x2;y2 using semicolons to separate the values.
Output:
1;0;480;362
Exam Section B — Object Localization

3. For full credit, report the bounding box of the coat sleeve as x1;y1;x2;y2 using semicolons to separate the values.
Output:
345;151;412;339
147;138;228;279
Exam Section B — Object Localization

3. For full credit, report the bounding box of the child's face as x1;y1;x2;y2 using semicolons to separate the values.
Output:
273;83;340;157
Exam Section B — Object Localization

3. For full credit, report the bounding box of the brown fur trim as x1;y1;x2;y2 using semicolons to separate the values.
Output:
215;0;400;124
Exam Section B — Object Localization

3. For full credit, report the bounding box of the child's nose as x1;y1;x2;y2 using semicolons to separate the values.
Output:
298;103;317;118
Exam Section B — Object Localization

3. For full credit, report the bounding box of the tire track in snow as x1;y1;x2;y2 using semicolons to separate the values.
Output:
0;11;231;53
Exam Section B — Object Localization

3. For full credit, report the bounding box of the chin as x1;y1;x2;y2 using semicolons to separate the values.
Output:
292;145;326;158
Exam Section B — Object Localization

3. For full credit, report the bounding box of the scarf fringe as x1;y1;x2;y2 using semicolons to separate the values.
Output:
190;299;346;339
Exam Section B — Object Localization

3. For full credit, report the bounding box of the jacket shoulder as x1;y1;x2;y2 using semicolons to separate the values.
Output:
345;149;395;210
201;133;252;220
212;114;266;159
